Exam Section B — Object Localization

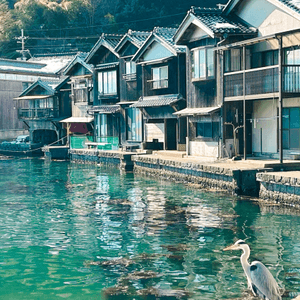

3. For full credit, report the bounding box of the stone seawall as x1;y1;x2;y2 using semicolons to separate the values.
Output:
132;155;260;195
69;149;135;170
257;172;300;207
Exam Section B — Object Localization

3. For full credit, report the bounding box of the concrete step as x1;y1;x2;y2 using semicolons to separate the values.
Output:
152;150;186;158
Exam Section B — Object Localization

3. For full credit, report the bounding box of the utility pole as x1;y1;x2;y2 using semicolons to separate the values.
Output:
16;29;30;60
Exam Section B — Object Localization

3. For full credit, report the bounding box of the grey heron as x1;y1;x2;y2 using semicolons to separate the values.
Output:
223;240;282;300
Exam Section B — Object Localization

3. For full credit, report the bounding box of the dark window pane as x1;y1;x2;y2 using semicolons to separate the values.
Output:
197;123;204;137
290;107;300;129
283;108;289;129
283;130;289;149
290;128;300;149
204;123;212;138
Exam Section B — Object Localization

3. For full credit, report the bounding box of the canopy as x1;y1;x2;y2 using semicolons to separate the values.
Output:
174;106;220;116
60;117;94;123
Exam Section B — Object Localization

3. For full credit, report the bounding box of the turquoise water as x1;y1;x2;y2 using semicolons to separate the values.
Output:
0;158;300;299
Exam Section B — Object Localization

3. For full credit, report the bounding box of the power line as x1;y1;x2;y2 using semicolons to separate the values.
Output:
24;12;186;34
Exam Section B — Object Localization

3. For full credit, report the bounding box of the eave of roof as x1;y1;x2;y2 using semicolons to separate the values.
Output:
85;34;123;64
130;94;184;108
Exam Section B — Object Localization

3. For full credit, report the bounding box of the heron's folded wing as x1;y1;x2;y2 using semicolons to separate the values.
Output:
250;261;281;300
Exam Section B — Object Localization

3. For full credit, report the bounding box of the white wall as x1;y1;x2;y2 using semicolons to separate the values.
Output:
252;99;277;154
235;0;300;37
189;141;219;158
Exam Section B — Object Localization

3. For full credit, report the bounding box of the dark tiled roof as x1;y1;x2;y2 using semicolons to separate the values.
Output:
152;27;186;53
102;33;124;49
131;94;183;108
191;7;256;35
86;33;123;62
126;30;151;47
278;0;300;13
89;105;120;114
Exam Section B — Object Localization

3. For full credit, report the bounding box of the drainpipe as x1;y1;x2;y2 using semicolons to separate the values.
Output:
217;37;227;158
277;36;283;163
243;46;247;160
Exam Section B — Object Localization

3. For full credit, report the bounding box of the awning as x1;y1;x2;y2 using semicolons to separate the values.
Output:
14;95;53;100
116;101;135;105
88;105;120;114
131;94;183;108
174;106;220;116
60;117;94;123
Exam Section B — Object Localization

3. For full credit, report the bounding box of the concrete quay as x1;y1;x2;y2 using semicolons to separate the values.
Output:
66;148;300;205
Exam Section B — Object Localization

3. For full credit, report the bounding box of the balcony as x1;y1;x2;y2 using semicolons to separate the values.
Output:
224;65;300;100
283;65;300;93
18;108;59;120
224;66;279;99
73;88;89;104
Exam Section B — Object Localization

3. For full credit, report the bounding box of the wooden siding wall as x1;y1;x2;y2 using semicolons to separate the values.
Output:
0;80;26;132
119;59;140;102
142;57;182;97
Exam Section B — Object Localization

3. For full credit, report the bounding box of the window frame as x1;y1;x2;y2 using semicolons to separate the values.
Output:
150;66;168;89
98;70;117;96
191;46;215;80
196;120;220;140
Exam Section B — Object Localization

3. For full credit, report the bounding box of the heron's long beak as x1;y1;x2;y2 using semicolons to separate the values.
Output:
223;244;238;251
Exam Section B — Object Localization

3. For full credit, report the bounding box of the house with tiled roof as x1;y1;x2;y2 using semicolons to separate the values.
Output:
131;27;187;151
84;33;123;149
14;76;71;147
0;54;74;143
173;5;256;159
114;30;151;148
218;0;300;161
59;53;95;148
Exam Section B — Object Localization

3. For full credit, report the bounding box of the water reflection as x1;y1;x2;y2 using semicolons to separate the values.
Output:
0;158;300;299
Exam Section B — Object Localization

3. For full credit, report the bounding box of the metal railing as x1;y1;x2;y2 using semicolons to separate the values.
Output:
18;108;59;120
283;65;300;93
224;66;279;98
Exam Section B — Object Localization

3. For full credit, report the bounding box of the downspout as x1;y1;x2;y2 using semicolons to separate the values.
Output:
277;36;283;163
217;37;227;159
243;46;247;160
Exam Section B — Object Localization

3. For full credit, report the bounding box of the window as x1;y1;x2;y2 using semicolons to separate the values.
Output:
152;66;168;89
29;98;54;109
192;48;215;79
285;48;300;65
98;70;117;95
224;49;242;72
127;107;142;142
196;121;219;140
125;61;136;75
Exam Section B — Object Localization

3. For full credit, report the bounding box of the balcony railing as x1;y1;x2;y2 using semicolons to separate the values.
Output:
224;66;279;98
224;65;300;98
73;89;89;103
283;65;300;93
18;108;59;120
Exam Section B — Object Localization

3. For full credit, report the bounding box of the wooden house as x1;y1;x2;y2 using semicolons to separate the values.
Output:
0;55;73;141
131;27;187;151
59;53;95;148
15;77;71;146
218;0;300;161
84;33;123;149
173;6;256;158
114;29;151;148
